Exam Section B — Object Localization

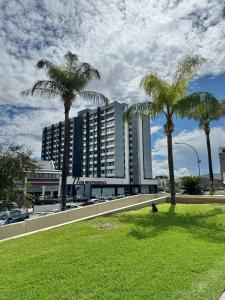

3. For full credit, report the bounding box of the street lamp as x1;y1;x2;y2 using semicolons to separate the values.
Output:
174;142;201;177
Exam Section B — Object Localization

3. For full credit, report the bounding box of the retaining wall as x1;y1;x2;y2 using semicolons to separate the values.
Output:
3;194;224;242
0;194;166;241
173;195;225;204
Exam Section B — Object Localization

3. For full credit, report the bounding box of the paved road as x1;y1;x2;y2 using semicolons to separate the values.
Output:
33;204;60;213
32;202;81;215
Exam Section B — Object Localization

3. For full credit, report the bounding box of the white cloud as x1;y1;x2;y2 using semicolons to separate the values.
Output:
151;125;163;135
0;0;225;163
152;126;225;177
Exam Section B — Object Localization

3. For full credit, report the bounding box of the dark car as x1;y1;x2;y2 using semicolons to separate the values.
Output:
79;199;96;207
74;195;88;202
0;209;29;226
36;196;59;205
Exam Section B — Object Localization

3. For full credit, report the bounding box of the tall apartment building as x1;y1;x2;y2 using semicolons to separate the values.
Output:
41;101;157;197
219;147;225;181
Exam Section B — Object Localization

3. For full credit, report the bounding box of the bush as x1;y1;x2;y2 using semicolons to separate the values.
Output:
180;176;201;195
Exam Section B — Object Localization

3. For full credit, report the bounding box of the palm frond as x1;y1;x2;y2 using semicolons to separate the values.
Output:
172;92;203;117
175;92;224;121
140;74;169;98
36;59;55;70
77;63;101;80
219;99;225;114
64;52;79;67
32;80;64;95
47;66;68;84
173;55;205;98
78;91;109;106
123;101;163;123
174;55;205;83
46;66;85;92
21;88;61;98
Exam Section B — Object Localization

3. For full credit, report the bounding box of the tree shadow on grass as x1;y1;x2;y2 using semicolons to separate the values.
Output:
117;205;225;244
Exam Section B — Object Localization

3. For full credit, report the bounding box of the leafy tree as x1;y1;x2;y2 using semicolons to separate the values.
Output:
22;52;109;211
180;92;225;190
124;56;204;205
180;176;201;195
0;144;37;212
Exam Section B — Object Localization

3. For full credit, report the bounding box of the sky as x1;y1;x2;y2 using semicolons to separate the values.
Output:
0;0;225;178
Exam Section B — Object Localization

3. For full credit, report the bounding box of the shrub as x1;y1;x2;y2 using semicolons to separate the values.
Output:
180;176;201;195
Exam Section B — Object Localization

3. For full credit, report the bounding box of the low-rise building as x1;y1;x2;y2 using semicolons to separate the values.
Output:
27;160;61;198
219;147;225;181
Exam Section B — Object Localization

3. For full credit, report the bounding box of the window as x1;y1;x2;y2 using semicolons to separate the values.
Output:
102;187;115;196
107;113;114;119
107;133;114;139
117;187;125;195
106;121;114;127
91;188;101;197
106;169;113;174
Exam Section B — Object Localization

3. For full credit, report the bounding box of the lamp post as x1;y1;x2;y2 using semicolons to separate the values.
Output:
174;142;201;177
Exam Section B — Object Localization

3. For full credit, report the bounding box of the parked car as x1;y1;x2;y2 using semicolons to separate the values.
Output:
65;203;80;209
95;198;109;203
111;194;125;200
65;196;74;203
0;209;29;226
96;194;112;201
79;199;96;207
36;196;59;205
74;195;88;202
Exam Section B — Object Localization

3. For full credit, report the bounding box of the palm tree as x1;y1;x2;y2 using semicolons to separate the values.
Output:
124;56;204;205
180;92;225;190
22;52;109;211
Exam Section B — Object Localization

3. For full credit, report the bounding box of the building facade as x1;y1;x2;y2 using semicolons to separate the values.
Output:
27;160;61;198
41;101;157;198
219;147;225;181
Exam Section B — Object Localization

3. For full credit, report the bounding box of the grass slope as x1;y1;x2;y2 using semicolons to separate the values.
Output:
1;204;225;300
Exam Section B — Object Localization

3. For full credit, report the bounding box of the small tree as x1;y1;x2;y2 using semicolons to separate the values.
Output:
0;144;37;212
180;176;201;195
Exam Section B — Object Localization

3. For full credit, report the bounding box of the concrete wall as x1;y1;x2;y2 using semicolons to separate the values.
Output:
174;195;225;204
3;194;224;242
114;102;126;178
142;116;152;180
0;194;166;241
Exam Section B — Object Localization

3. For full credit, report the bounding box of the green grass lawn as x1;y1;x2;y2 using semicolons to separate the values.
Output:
1;204;225;300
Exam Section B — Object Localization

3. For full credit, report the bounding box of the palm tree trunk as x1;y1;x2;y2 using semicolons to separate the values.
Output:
61;108;70;211
167;131;176;205
205;131;214;186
